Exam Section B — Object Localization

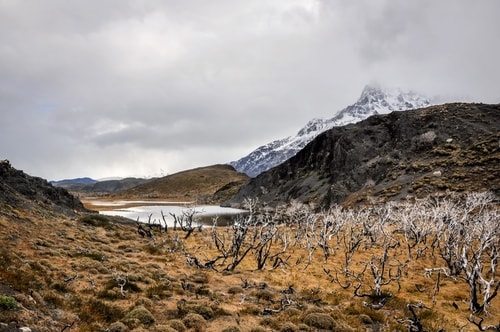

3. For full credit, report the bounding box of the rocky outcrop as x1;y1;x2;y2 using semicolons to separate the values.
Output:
0;160;90;216
226;103;500;207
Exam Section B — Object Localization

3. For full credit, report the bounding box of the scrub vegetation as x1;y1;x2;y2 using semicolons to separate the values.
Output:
0;191;498;331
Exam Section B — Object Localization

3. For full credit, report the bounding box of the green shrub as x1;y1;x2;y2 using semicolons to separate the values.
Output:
78;251;105;261
135;297;153;309
259;317;281;330
166;319;186;331
303;313;336;330
182;312;206;329
283;307;302;317
227;286;243;294
221;326;241;332
144;244;162;255
253;289;274;302
124;306;155;326
41;290;65;308
0;295;17;310
79;299;125;323
192;305;214;320
189;272;209;284
249;327;267;332
107;321;128;332
297;323;310;331
79;214;112;228
280;322;299;332
153;325;178;332
51;282;69;293
240;304;261;315
97;289;121;300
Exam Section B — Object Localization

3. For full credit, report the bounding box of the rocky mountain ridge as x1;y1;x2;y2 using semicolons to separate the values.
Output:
226;103;500;207
231;85;432;177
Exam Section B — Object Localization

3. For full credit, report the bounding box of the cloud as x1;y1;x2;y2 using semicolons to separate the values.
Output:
1;0;499;180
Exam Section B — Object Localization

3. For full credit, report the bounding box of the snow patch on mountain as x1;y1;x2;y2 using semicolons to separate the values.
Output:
230;85;433;177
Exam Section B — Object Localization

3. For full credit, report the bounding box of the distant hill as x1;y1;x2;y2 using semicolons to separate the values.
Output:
226;103;500;207
0;160;90;217
51;177;97;186
52;176;153;193
113;164;250;204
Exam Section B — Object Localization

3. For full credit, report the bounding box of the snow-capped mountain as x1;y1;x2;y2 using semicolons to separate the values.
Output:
230;85;433;177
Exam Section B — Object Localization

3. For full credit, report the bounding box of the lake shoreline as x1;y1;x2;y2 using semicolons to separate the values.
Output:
83;198;248;227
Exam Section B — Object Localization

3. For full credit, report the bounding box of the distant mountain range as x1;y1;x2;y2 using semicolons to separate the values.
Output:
230;85;433;177
51;177;154;193
51;177;97;186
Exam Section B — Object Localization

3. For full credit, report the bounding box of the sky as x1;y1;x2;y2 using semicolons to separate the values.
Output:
1;0;499;180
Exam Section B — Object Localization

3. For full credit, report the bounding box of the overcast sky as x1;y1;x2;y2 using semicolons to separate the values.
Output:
1;0;499;180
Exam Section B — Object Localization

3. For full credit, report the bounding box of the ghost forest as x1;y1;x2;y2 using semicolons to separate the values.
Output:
131;191;499;331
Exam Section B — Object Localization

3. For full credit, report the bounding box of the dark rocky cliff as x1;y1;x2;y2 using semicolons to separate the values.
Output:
0;160;90;216
226;103;500;207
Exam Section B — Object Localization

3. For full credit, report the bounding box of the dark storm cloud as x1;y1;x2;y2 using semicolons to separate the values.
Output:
1;0;499;179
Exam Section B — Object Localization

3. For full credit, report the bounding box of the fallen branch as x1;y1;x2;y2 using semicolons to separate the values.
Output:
363;296;390;310
262;294;292;315
64;274;78;283
60;321;75;332
468;315;500;331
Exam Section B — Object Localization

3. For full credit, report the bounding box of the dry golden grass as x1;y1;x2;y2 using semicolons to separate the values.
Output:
0;200;498;332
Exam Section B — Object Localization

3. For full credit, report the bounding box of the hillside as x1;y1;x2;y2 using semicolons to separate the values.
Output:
113;164;249;204
230;85;432;177
227;103;500;207
0;160;90;217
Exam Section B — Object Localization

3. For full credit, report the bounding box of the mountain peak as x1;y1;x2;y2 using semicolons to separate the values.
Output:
359;84;385;100
231;85;434;177
332;86;432;125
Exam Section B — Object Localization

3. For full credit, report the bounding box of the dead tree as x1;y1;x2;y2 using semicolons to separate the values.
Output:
208;210;259;272
460;207;499;314
314;208;345;263
225;215;258;271
354;234;403;299
399;200;434;262
136;221;154;241
170;206;201;239
113;270;128;297
160;210;168;233
253;221;279;270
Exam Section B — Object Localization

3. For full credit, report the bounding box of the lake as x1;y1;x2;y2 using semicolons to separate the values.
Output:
91;200;247;227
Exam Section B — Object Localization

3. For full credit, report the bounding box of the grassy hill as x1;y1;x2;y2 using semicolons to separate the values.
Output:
112;164;249;204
